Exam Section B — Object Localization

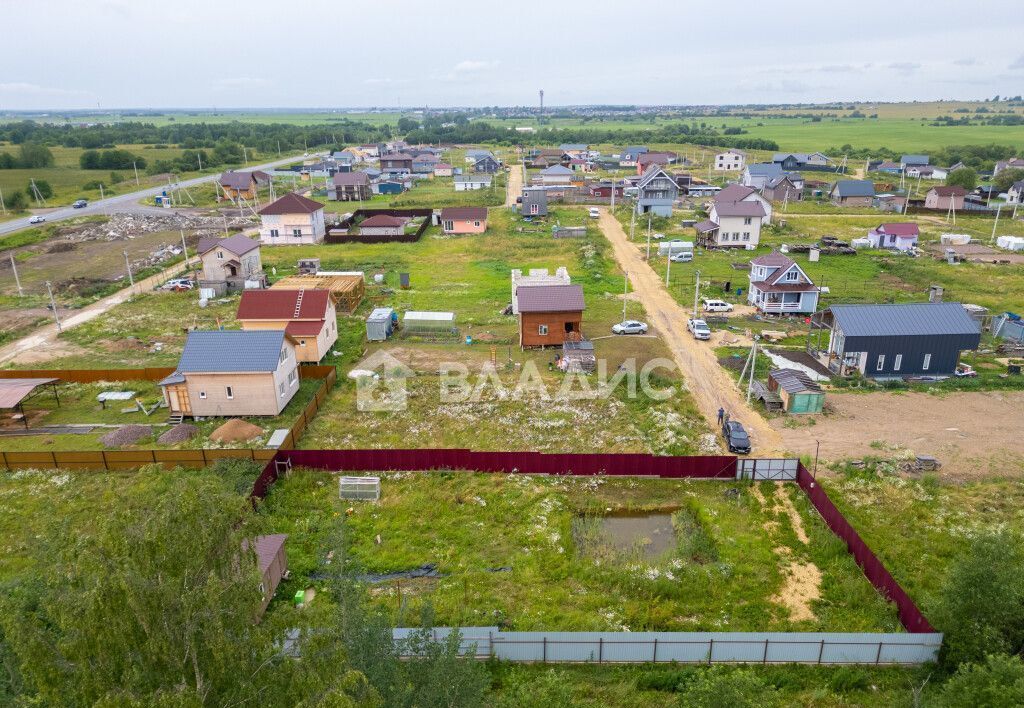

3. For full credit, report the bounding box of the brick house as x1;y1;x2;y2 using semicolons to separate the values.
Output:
517;283;585;348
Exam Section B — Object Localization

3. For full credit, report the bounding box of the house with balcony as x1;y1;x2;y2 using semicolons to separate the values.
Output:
635;165;678;217
257;192;326;246
694;198;766;248
747;252;819;315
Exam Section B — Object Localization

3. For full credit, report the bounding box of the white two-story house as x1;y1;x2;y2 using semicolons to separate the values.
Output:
747;252;819;315
257;192;326;246
714;150;746;171
695;199;766;248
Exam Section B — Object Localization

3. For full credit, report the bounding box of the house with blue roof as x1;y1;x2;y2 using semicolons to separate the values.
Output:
159;330;300;419
741;163;784;189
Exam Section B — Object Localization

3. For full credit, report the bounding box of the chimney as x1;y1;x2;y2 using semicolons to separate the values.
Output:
928;285;944;303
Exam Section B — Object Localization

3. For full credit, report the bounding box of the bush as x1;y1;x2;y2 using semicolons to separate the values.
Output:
25;179;53;200
937;654;1024;708
677;667;780;708
3;190;27;211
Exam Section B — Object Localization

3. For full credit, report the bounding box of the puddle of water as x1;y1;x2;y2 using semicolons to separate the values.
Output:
576;512;677;561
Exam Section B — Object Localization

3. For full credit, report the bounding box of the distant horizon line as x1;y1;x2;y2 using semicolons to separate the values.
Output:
1;99;1019;115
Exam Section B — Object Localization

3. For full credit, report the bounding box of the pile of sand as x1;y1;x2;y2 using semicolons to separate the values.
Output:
157;423;199;445
100;424;152;448
210;419;264;443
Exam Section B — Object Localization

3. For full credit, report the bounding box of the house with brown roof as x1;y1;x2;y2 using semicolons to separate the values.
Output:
995;157;1024;175
329;172;372;201
924;185;966;211
359;214;407;236
380;153;414;173
258;192;326;246
517;283;585;348
694;187;769;248
761;175;803;203
747;252;818;315
219;170;269;202
867;223;919;251
439;207;488;234
244;534;288;616
636;151;677;175
237;289;338;363
198;234;266;294
434;163;454;177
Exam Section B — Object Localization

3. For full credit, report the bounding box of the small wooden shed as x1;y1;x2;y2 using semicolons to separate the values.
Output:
244;533;288;617
767;368;825;415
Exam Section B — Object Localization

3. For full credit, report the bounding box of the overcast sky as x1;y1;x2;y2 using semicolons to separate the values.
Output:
3;0;1024;110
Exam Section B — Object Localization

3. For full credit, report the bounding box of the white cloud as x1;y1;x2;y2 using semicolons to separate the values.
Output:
1010;54;1024;70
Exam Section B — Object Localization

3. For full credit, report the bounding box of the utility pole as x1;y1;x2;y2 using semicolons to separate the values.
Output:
645;213;652;260
277;140;281;157
0;186;6;216
180;229;189;265
223;213;229;237
242;146;249;165
991;203;1002;243
10;254;22;296
629;203;636;241
745;338;759;403
665;249;672;286
123;251;134;286
622;272;628;323
197;152;203;171
45;281;62;331
132;161;140;186
99;183;104;201
693;270;701;319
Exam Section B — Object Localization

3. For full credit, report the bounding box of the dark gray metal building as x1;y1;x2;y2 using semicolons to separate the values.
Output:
809;302;981;378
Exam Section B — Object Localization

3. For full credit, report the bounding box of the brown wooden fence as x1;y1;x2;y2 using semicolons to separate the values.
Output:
0;365;337;471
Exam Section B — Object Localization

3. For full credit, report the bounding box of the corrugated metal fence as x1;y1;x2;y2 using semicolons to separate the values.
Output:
392;627;942;666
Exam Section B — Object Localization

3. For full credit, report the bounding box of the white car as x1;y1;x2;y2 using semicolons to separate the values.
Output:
588;207;600;218
612;320;648;335
701;299;734;313
28;215;46;224
669;251;693;263
687;318;711;340
163;278;194;291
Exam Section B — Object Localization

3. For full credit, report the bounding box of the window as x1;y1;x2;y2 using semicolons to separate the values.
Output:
743;232;750;241
473;221;481;227
292;228;302;238
259;582;265;595
216;250;224;259
225;386;233;399
269;229;279;238
922;353;931;371
529;203;539;215
876;354;885;371
894;354;902;371
280;348;288;363
279;381;286;396
785;269;798;281
299;339;306;346
199;391;207;399
443;220;454;231
288;368;297;384
538;324;548;335
744;217;752;225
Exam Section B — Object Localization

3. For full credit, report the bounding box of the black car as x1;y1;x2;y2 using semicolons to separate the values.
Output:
72;199;88;208
722;420;751;454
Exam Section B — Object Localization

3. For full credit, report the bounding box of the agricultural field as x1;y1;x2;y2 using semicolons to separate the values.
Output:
259;470;899;633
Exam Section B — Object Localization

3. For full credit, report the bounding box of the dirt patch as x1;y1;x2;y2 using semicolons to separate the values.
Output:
9;338;89;365
210;418;264;443
772;560;823;622
774;484;810;545
775;390;1024;480
100;424;152;448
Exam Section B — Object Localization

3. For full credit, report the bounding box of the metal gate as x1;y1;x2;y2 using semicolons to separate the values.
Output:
736;458;798;481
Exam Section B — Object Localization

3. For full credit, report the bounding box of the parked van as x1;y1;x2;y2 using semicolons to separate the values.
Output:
701;298;734;313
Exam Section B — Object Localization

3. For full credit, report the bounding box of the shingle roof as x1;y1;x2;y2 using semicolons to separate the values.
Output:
716;184;756;202
332;172;370;186
516;284;585;313
746;163;784;177
637;165;674;189
237;289;331;321
751;251;794;267
828;303;981;338
440;207;488;220
713;201;766;218
832;180;875;198
694;219;718;233
258;192;323;215
928;185;966;197
872;223;919;237
901;154;929;165
220;170;258;189
360;214;405;227
540;165;573;175
175;330;289;373
198;234;261;257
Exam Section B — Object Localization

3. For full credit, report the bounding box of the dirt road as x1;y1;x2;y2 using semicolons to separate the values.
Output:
504;163;524;207
775;390;1024;480
0;258;192;366
596;208;784;454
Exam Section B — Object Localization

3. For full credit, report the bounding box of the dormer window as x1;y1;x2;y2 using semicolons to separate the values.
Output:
785;270;799;281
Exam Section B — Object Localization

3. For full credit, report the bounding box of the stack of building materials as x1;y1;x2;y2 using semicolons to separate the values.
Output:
271;272;365;313
996;235;1024;251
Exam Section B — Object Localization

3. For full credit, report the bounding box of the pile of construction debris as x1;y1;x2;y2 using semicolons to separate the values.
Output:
58;213;254;244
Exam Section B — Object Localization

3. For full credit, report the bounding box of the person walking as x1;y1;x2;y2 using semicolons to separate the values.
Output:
717;407;725;425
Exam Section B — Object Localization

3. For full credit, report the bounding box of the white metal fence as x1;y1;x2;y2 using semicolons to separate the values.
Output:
393;627;942;666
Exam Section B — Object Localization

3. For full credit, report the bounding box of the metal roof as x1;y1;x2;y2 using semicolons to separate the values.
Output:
713;201;765;218
516;284;585;313
198;234;260;257
769;368;822;394
540;165;573;175
175;330;288;373
832;180;875;198
746;163;783;176
237;289;331;321
901;154;930;165
258;192;323;215
715;184;756;202
828;303;981;338
0;378;59;409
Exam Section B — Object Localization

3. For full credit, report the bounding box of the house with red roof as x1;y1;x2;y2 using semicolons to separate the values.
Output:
237;289;337;362
747;252;819;315
867;223;919;252
257;192;326;246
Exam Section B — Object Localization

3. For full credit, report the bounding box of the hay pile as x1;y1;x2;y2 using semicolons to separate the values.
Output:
100;424;152;448
157;423;199;445
210;419;264;443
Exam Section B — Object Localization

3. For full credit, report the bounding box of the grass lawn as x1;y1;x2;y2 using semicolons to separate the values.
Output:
259;470;900;633
316;173;507;214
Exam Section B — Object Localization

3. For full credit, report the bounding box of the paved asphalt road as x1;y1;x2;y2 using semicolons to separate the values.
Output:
0;152;320;237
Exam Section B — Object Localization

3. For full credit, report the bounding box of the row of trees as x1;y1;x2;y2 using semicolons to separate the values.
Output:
79;149;146;170
0;143;55;169
0;461;488;706
834;142;1020;172
946;165;1024;192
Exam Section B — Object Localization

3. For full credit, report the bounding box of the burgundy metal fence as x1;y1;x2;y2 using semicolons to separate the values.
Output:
796;463;934;633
